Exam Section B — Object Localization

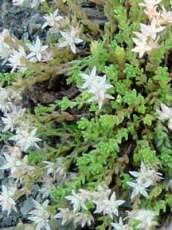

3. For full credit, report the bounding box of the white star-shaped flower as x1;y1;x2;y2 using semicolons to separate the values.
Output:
127;162;162;199
1;146;33;180
93;192;125;218
140;21;164;40
80;66;99;90
8;46;27;72
0;185;17;215
2;106;25;132
9;127;41;152
129;209;157;230
0;87;21;113
65;190;88;212
27;36;48;62
80;67;114;109
42;9;64;29
28;200;51;230
132;19;164;58
88;75;114;109
58;27;83;53
127;180;150;199
132;35;157;58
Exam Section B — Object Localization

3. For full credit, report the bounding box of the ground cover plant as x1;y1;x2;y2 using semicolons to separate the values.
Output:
1;0;172;229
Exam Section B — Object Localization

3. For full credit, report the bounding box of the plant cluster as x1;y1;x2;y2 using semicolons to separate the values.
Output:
0;0;172;229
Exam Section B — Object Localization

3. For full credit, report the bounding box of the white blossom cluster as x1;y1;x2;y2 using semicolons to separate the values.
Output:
0;160;160;230
0;181;158;230
43;12;65;34
15;163;160;230
0;86;21;113
42;9;83;53
111;209;157;230
127;162;162;199
42;9;64;31
1;146;33;181
28;200;51;230
0;87;41;151
55;208;94;228
0;30;49;72
80;67;114;109
0;9;83;73
58;26;83;54
0;185;17;215
56;185;125;228
128;209;158;230
55;182;159;230
0;86;40;215
132;0;172;57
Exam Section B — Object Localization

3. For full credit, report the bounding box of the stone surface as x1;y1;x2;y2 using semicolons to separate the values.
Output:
19;198;34;218
0;0;45;40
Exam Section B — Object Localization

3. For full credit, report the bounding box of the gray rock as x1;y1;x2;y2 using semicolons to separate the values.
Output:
0;210;20;228
31;184;40;198
167;224;172;230
0;0;45;40
160;216;172;230
20;197;34;218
